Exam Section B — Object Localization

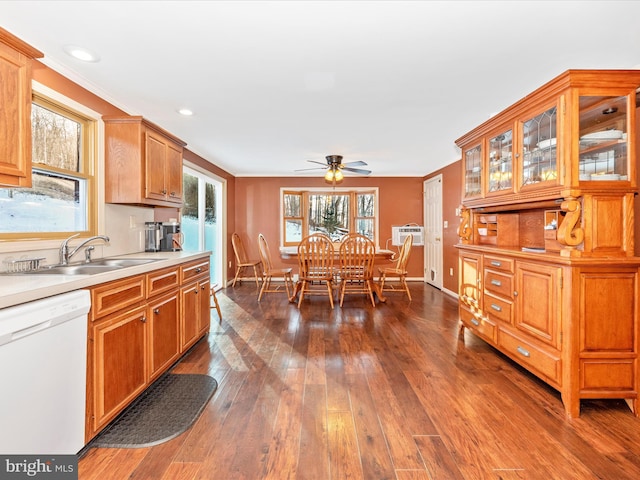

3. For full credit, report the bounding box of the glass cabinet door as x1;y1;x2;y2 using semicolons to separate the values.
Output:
488;129;513;194
578;95;628;181
520;105;558;188
463;144;482;198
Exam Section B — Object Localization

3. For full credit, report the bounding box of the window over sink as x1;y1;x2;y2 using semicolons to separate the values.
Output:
0;91;96;238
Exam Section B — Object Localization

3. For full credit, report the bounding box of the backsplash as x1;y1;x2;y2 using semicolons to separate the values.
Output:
0;204;154;271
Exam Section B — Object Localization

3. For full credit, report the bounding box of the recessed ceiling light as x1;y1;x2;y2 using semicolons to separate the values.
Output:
63;45;100;62
178;108;194;116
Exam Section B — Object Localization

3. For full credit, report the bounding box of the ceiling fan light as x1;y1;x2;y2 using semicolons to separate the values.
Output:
334;169;344;182
324;169;335;182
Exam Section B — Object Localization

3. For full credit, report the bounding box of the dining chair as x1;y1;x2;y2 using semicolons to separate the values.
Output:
378;233;413;301
338;233;376;307
210;284;222;323
257;233;294;301
297;233;335;309
231;232;262;288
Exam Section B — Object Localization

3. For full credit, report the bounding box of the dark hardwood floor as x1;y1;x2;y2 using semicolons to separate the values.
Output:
79;282;640;479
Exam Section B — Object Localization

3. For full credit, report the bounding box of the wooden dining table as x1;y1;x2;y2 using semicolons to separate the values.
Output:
279;245;396;303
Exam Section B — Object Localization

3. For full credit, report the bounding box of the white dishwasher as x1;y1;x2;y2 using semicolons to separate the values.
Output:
0;289;91;454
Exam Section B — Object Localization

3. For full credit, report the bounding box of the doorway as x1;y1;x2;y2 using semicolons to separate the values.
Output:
424;175;443;289
182;165;225;287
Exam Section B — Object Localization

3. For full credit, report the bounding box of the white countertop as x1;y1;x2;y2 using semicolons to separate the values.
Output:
0;251;211;310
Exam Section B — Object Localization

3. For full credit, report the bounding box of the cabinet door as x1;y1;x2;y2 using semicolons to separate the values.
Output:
459;251;482;311
148;291;180;380
145;130;168;200
198;278;211;335
462;144;483;199
515;262;562;348
0;42;32;187
180;282;200;351
519;103;560;190
487;127;514;195
166;141;183;203
92;305;148;431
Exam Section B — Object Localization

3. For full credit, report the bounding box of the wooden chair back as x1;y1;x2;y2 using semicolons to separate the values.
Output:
339;233;375;281
257;233;273;274
298;233;335;281
395;233;413;271
232;232;250;264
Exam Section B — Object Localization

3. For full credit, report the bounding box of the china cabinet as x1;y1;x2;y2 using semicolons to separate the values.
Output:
103;116;186;207
0;28;43;187
456;70;640;418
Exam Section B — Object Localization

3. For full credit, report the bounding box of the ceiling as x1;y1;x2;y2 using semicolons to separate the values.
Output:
3;1;640;178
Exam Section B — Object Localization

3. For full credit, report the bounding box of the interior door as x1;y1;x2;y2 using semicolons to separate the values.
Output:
424;175;443;289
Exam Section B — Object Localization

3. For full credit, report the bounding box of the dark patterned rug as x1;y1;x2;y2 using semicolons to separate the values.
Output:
91;373;218;448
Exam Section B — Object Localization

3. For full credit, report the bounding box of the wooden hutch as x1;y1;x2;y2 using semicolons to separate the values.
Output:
456;70;640;418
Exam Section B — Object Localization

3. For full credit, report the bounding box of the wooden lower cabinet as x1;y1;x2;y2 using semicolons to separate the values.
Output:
180;276;211;352
90;304;148;434
459;248;639;417
148;291;180;381
86;258;211;442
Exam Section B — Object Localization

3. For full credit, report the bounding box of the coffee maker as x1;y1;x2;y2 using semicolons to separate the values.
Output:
160;222;182;251
144;222;163;252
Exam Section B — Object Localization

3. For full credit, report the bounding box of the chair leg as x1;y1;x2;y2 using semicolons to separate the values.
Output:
379;272;387;292
297;280;307;308
284;273;292;299
401;275;412;302
258;274;268;301
339;280;346;307
327;281;334;309
253;265;260;288
232;266;242;287
211;286;222;322
367;279;376;307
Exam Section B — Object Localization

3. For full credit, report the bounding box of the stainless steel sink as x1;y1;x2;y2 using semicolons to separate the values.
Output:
86;258;162;267
27;264;123;275
20;257;165;275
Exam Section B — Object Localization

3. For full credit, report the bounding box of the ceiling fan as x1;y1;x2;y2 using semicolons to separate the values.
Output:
296;155;372;183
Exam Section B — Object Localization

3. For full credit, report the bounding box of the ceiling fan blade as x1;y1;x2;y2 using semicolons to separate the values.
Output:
307;160;327;166
342;160;368;167
295;168;326;173
342;167;372;175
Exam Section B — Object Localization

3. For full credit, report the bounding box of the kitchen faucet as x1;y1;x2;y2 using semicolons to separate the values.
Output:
59;234;110;265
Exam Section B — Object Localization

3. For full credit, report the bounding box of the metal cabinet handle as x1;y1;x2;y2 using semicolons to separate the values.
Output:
194;288;199;294
170;192;176;196
516;346;530;357
490;279;502;287
141;316;147;323
490;260;502;267
153;308;160;314
161;189;167;194
201;284;206;291
513;291;518;297
471;319;480;326
195;267;202;273
490;303;502;312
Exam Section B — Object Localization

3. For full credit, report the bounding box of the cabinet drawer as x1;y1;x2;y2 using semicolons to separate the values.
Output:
460;305;496;343
180;259;210;283
484;270;513;299
484;292;513;324
147;266;179;297
483;255;514;274
498;328;561;385
91;275;146;320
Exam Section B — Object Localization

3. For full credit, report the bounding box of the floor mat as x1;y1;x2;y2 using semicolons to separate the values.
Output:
91;373;218;448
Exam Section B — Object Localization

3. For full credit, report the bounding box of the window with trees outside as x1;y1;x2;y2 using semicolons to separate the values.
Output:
282;189;377;246
0;94;96;237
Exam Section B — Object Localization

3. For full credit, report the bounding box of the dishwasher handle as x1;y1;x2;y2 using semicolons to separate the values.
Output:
0;320;54;347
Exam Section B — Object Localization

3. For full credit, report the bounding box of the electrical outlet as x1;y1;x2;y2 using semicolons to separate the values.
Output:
228;261;232;268
443;220;448;228
129;215;136;229
449;267;454;276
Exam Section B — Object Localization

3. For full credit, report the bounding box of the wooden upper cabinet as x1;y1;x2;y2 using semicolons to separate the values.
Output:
0;28;43;187
103;116;186;207
456;70;640;207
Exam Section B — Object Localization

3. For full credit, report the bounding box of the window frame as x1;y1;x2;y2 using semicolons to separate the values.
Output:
0;88;98;241
281;187;379;247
